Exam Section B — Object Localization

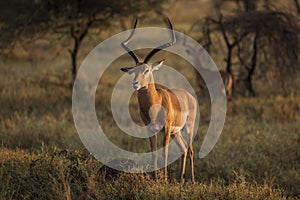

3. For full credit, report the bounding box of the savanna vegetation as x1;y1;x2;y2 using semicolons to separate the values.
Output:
0;0;299;199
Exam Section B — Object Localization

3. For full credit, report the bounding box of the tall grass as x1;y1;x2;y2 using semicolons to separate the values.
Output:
0;148;287;199
0;51;299;199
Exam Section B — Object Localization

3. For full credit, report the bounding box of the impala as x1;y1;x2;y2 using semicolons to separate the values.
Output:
120;18;197;183
183;38;234;100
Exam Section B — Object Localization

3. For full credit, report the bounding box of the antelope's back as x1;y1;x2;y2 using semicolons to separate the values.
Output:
158;88;197;115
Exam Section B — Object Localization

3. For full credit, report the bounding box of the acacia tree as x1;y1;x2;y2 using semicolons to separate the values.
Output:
0;0;167;86
191;0;300;96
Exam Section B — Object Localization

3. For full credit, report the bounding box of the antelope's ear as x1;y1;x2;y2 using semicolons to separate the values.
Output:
121;67;134;74
152;59;165;71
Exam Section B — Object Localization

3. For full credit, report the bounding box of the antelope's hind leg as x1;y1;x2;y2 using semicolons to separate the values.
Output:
173;132;188;183
163;129;171;181
187;116;196;183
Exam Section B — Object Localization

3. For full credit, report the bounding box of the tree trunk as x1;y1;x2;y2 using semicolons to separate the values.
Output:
226;47;233;74
246;32;258;96
294;0;300;15
70;44;78;89
70;35;80;89
69;21;92;89
219;22;233;74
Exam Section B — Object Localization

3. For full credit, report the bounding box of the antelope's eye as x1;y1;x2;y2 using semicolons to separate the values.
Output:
144;69;149;74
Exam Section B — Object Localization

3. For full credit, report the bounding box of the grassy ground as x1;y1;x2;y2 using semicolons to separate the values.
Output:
0;51;299;199
0;148;286;199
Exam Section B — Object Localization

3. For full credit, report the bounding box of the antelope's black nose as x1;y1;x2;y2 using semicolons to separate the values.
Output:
132;81;139;90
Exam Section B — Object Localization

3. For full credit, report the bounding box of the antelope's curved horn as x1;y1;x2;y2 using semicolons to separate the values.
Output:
144;17;176;63
121;19;140;64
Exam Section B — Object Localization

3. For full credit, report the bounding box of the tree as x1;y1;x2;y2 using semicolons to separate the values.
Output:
0;0;167;87
190;0;300;96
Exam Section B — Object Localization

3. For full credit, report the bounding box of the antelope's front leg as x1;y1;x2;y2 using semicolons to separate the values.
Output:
149;134;157;179
163;128;171;181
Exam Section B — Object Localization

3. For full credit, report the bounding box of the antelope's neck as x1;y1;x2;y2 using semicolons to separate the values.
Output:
137;82;159;107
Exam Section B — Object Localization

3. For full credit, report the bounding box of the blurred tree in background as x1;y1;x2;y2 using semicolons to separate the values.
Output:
0;0;167;86
190;0;300;96
1;0;299;95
